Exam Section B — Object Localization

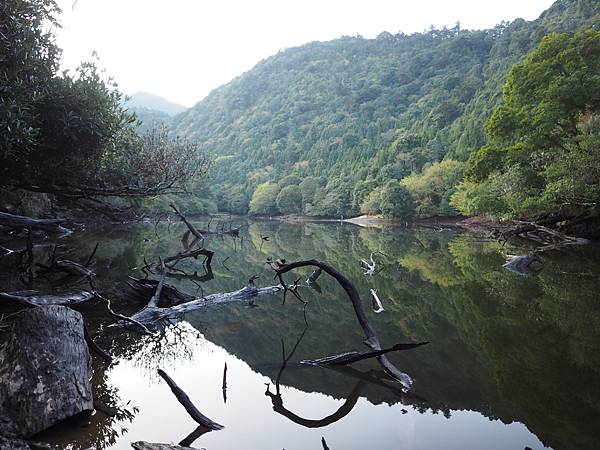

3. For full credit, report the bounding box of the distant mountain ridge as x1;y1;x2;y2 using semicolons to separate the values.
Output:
171;0;600;215
125;91;187;116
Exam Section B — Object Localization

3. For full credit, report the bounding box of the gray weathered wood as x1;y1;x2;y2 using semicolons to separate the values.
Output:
157;369;223;430
116;280;283;326
268;258;415;389
131;442;200;450
0;212;69;234
300;342;429;366
0;306;93;437
0;290;95;307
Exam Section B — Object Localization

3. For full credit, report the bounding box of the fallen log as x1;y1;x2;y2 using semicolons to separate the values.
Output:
132;442;201;450
267;258;417;390
36;259;95;279
503;254;542;275
122;277;195;308
0;212;70;234
0;306;93;437
115;279;283;326
300;342;429;366
169;204;205;245
370;289;384;313
157;369;223;430
0;290;95;307
146;248;214;274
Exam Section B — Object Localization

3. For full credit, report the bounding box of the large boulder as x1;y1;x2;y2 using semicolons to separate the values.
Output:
0;305;93;437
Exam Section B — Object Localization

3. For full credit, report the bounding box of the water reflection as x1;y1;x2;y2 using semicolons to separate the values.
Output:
3;220;599;449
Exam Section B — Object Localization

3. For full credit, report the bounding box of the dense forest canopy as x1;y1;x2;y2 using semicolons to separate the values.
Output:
453;29;600;220
171;0;600;221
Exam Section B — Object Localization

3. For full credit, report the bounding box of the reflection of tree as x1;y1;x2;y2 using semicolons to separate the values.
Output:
113;321;205;377
37;359;137;450
12;221;600;450
266;380;366;428
264;323;370;428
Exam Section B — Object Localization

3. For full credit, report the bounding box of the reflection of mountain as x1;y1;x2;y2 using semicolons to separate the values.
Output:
62;221;600;450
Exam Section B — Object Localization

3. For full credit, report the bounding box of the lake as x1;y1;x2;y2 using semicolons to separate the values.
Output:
2;219;600;450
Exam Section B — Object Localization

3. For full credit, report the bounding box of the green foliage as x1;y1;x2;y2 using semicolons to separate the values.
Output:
1;0;205;204
459;28;600;217
380;181;415;218
276;185;303;214
170;0;600;217
359;187;384;215
402;160;464;217
249;182;280;215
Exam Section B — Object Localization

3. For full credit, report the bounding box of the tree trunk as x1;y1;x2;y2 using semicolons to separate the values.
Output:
131;442;201;450
0;212;69;233
0;306;93;437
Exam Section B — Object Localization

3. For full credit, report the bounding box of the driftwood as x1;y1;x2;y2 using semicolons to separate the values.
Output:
306;268;323;293
122;277;195;308
0;306;93;437
503;254;542;275
0;290;95;307
307;268;322;284
370;289;384;313
169;204;205;245
300;342;429;366
35;245;96;282
499;220;589;247
0;212;70;234
146;248;214;274
267;258;417;389
360;252;377;276
116;278;284;326
157;369;223;430
132;442;200;450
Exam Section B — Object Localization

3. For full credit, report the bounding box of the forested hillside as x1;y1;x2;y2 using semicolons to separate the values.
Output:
172;0;599;218
123;92;186;133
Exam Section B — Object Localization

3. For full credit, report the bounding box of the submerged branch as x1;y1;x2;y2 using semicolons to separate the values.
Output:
157;369;224;430
301;342;429;366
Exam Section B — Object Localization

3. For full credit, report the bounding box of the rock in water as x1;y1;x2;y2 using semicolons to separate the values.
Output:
0;306;93;437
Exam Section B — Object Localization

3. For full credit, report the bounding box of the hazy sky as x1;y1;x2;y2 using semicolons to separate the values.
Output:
54;0;556;107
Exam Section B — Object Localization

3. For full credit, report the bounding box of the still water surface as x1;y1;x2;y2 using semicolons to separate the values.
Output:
5;220;600;450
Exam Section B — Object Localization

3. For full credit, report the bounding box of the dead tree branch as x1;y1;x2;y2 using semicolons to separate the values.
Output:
370;289;384;313
266;258;418;389
300;341;428;366
157;369;224;430
0;212;70;234
169;204;205;245
360;252;377;276
0;290;95;307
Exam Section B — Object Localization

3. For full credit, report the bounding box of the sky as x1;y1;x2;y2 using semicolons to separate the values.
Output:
54;0;556;107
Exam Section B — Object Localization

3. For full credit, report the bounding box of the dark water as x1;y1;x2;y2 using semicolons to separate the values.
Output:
2;220;600;450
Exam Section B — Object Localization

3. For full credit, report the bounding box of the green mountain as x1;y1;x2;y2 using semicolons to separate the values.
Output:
124;92;186;133
126;91;187;116
171;0;600;216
